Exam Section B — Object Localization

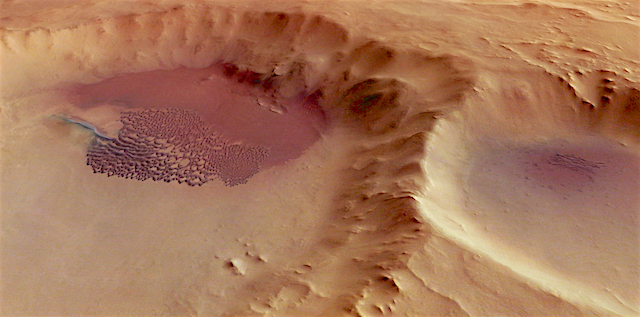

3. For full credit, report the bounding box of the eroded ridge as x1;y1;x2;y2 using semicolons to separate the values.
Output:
87;108;269;186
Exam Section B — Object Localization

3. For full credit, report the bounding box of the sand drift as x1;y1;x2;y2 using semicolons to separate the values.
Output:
68;62;327;186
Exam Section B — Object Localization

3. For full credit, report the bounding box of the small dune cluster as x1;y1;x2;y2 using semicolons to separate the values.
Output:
547;153;604;178
87;109;269;186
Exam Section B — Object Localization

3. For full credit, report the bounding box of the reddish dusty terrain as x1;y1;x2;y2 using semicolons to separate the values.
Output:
68;63;327;174
1;1;639;316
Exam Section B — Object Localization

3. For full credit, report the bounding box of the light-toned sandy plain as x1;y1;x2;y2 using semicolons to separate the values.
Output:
1;0;639;316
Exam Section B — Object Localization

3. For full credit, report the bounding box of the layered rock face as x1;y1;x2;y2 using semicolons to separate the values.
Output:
1;1;638;316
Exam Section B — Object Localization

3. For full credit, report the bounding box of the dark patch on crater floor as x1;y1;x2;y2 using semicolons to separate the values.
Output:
87;108;269;187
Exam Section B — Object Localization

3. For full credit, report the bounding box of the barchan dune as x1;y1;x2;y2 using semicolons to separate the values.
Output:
0;0;638;316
